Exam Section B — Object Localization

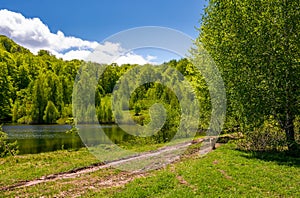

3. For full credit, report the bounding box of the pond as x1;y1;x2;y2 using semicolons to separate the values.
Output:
2;124;130;154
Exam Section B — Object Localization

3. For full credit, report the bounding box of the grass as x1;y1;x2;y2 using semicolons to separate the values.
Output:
2;143;300;197
91;144;300;197
0;136;199;187
0;148;99;187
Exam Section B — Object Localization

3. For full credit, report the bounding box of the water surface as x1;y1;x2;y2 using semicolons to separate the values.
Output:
3;124;129;154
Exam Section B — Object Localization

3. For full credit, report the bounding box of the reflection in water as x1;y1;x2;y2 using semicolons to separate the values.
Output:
2;124;130;154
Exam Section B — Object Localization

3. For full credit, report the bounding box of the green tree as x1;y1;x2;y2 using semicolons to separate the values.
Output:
16;63;31;90
134;103;142;116
30;76;47;123
0;62;13;121
44;71;63;112
43;101;59;124
197;0;300;153
0;35;84;124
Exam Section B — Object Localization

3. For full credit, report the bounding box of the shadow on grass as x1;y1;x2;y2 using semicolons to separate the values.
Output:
239;150;300;167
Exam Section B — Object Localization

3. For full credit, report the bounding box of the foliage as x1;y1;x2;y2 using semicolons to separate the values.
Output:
73;58;209;143
0;62;13;120
197;0;300;152
0;125;19;157
0;35;82;124
237;117;287;152
133;103;141;116
293;115;300;143
96;95;114;124
43;101;60;124
0;35;210;144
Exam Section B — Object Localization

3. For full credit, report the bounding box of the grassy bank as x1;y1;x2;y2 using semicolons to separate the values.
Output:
0;136;197;187
2;143;300;197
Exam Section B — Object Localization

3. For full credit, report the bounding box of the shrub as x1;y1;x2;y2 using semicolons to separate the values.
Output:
134;103;141;116
237;118;287;152
293;116;300;144
0;125;19;157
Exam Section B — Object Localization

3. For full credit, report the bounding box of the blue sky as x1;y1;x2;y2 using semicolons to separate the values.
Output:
0;0;208;64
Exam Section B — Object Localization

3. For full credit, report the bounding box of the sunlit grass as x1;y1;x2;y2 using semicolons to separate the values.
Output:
0;135;202;187
3;142;299;197
90;144;300;197
0;148;98;187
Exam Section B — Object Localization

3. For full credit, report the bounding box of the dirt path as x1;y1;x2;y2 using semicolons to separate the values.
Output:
1;136;217;191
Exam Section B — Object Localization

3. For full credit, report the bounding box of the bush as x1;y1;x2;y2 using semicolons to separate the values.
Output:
237;118;287;152
134;103;141;116
293;116;300;144
0;125;19;157
17;116;33;124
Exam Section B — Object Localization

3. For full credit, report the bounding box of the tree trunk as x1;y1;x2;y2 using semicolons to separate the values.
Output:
284;116;298;155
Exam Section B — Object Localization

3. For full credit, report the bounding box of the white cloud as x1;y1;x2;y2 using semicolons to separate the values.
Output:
0;9;157;65
87;42;124;63
146;55;157;62
87;42;158;65
114;52;158;65
56;50;91;61
0;9;98;55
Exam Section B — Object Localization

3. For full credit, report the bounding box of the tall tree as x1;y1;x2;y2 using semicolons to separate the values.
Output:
0;62;12;120
197;0;300;152
30;75;47;123
43;101;59;124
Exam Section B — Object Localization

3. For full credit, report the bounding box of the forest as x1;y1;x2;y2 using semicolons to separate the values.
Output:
0;35;211;143
0;35;81;124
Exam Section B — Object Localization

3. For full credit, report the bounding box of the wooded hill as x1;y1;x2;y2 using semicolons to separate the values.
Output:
0;35;210;135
